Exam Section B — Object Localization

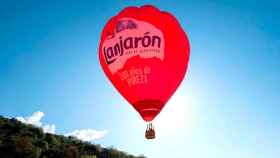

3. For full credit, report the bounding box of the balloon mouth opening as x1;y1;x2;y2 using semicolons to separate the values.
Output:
140;108;160;122
133;99;164;122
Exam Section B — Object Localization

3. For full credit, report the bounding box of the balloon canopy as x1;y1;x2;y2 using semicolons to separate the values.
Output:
99;5;190;123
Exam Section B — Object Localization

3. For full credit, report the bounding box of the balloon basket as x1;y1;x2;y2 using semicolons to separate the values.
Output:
145;123;155;139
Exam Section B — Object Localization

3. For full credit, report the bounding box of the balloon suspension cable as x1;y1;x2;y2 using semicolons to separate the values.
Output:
145;122;155;139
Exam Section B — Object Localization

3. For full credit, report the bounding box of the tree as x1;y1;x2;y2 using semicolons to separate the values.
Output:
42;148;64;158
45;134;59;147
14;136;41;158
65;145;79;158
36;140;49;151
81;155;97;158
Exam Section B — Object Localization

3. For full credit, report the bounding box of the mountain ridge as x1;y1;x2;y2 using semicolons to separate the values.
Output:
0;115;146;158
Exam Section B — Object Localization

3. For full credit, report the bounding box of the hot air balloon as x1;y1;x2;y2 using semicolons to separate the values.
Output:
99;5;190;139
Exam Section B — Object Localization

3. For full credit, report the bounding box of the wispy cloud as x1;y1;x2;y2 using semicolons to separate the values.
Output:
66;129;108;141
42;124;56;134
16;111;44;127
15;111;108;141
16;111;56;134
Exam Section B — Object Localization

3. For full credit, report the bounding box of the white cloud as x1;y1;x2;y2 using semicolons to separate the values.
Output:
43;124;56;134
66;129;108;141
15;116;26;123
16;111;56;134
16;111;44;126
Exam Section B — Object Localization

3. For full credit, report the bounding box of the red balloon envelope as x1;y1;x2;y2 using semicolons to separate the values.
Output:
99;5;190;130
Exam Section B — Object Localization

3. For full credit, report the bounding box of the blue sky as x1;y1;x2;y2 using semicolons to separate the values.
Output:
0;0;279;157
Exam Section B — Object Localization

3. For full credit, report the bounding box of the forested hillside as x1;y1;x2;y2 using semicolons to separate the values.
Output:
0;116;145;158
